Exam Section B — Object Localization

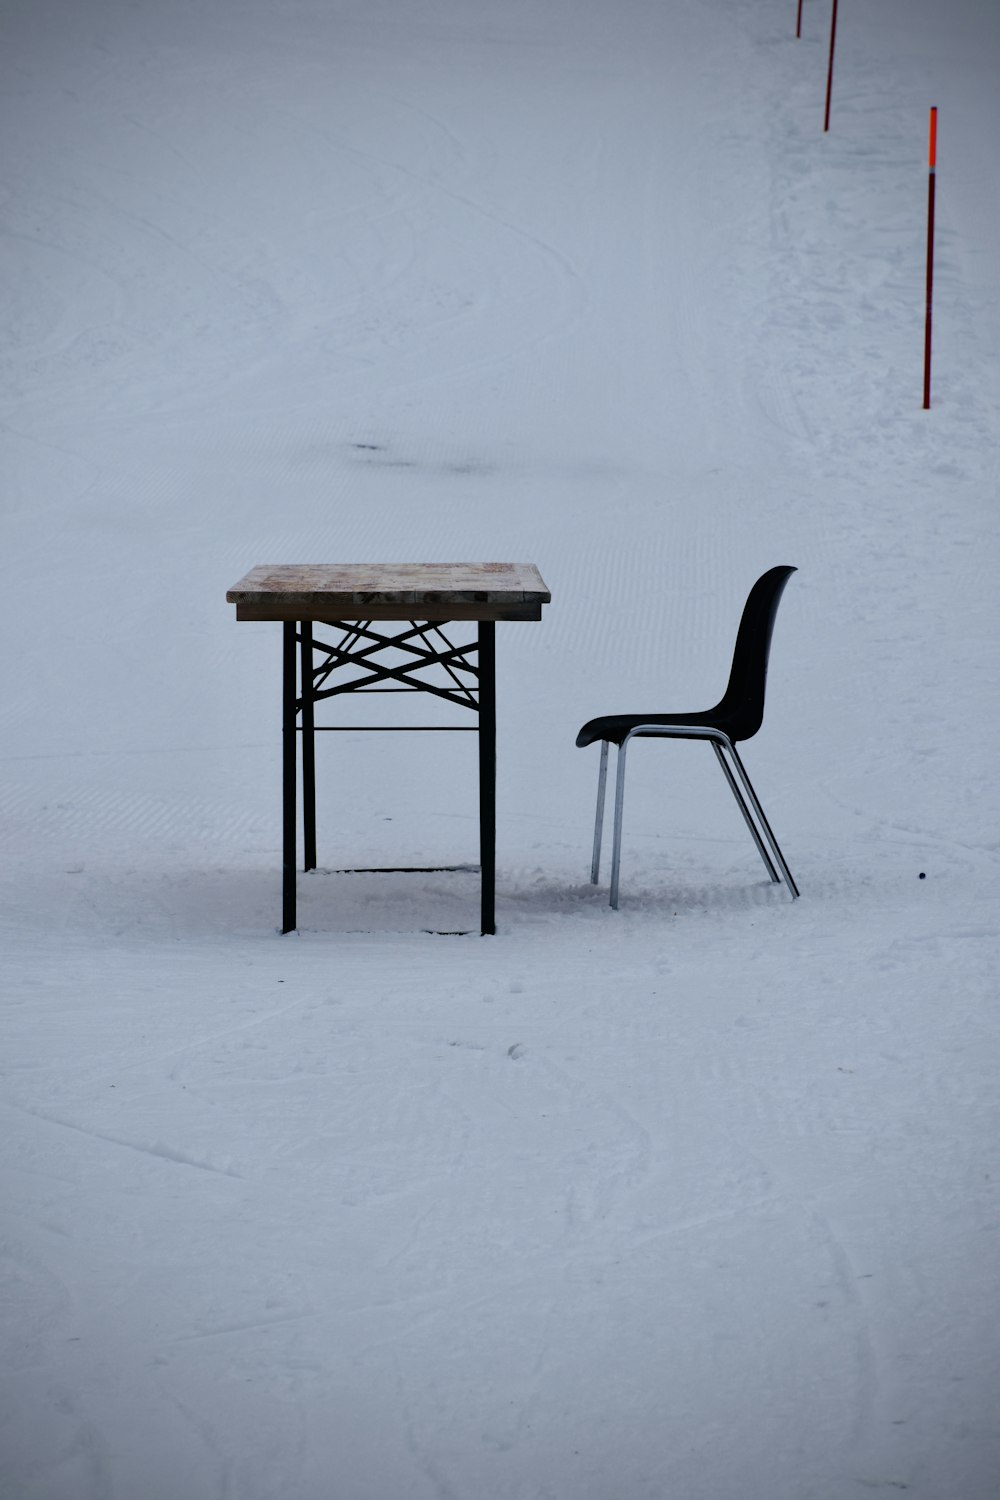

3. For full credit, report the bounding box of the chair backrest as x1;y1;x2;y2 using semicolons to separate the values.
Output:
713;566;796;741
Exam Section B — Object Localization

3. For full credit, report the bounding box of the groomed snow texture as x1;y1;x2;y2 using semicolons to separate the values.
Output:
1;0;998;1495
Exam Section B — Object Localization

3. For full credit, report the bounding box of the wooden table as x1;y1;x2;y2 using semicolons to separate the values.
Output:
227;564;551;935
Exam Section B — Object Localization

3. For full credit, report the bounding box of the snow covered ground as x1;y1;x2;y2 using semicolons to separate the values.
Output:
2;0;998;1494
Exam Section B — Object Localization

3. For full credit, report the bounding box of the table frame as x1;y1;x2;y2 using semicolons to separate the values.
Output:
228;564;549;937
281;616;496;935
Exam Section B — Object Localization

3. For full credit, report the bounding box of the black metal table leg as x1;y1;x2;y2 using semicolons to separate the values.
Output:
282;621;297;933
300;621;317;871
478;621;496;935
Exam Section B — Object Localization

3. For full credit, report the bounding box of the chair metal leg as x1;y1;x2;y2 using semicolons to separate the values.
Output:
600;723;799;910
727;744;799;899
591;740;609;884
711;741;780;884
609;739;629;909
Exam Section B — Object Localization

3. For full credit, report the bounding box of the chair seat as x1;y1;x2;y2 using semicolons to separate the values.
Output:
576;709;735;749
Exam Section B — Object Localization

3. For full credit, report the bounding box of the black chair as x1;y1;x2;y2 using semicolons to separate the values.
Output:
576;566;800;908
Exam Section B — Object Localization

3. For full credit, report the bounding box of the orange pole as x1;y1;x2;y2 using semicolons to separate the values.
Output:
929;106;938;170
924;107;937;409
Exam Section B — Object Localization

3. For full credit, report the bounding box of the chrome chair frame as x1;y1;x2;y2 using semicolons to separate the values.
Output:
591;723;799;909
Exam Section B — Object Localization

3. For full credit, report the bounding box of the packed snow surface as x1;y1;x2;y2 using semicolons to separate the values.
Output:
2;0;998;1495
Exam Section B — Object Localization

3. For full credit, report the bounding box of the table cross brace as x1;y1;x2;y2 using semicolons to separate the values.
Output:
304;620;479;711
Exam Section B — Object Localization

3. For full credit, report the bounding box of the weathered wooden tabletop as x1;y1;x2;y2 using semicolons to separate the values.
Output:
227;563;551;621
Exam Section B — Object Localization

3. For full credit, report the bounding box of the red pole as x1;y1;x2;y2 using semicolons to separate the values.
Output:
923;107;938;409
796;0;804;38
824;0;839;131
